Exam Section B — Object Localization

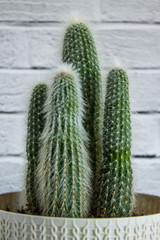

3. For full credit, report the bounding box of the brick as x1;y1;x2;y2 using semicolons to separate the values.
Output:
29;28;59;68
129;70;160;112
29;25;160;68
0;70;49;95
1;69;160;113
133;158;160;196
0;25;160;69
0;114;25;155
97;24;160;68
101;0;160;23
0;113;160;157
0;27;29;68
0;157;25;194
1;157;160;197
0;94;23;112
132;114;160;156
0;69;48;112
0;0;100;22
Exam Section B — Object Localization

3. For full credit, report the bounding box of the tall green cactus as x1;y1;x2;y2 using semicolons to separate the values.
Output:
26;83;47;212
36;65;91;217
62;21;103;208
97;68;133;217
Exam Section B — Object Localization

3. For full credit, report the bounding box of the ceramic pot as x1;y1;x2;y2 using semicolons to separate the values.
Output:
0;192;160;239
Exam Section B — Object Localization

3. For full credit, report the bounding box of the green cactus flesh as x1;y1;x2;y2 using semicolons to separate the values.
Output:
37;69;91;217
26;83;47;213
62;22;103;207
97;68;133;217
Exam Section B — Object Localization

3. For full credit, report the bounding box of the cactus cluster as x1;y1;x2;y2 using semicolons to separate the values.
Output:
25;18;133;218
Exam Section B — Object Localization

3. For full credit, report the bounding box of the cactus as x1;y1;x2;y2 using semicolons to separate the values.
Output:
24;18;134;219
36;65;91;217
25;83;47;213
62;21;103;208
97;68;133;217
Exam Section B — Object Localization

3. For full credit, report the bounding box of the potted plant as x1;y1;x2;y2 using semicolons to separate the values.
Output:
1;17;160;239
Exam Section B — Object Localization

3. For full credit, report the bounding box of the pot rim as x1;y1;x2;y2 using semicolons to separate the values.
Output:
1;191;160;220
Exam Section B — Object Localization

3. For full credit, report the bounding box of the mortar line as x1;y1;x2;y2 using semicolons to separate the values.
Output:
0;21;159;28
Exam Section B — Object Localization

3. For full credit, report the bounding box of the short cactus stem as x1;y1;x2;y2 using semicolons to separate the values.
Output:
62;22;103;210
25;83;47;213
97;68;133;217
37;65;91;217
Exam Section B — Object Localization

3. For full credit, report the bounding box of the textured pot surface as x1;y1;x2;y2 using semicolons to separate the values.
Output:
0;192;160;239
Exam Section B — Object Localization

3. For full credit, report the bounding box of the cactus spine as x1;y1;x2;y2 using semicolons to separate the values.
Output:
62;22;103;207
37;65;91;217
26;83;47;212
97;68;133;217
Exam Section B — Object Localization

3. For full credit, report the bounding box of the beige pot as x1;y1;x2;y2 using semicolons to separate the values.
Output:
0;192;160;239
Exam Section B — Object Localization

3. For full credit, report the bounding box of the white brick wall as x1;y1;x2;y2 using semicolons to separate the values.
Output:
0;0;160;195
